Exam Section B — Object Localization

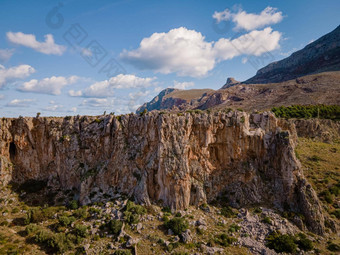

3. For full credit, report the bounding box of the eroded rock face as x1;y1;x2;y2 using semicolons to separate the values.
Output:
0;112;325;234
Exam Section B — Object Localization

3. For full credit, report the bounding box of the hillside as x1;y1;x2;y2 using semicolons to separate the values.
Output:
136;25;340;114
245;25;340;84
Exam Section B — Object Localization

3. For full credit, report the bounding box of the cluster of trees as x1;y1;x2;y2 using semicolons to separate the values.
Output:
271;105;340;120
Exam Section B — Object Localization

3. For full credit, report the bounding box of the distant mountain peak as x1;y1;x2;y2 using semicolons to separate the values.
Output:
245;24;340;84
221;77;240;89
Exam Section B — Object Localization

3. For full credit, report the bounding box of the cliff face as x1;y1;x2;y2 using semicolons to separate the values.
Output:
0;112;325;234
245;25;340;84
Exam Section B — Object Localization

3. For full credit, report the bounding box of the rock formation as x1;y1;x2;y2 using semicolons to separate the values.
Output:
0;111;326;234
245;25;340;84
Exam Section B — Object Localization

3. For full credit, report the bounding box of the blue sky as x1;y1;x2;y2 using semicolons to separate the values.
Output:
0;0;339;117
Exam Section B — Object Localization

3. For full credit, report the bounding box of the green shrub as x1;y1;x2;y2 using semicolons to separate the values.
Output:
228;223;241;233
165;217;188;235
262;216;272;224
265;231;297;253
331;209;340;219
319;190;333;204
161;206;172;214
253;207;262;214
25;207;60;224
74;224;88;238
73;207;88;219
89;207;101;215
25;224;40;235
11;207;20;214
124;211;140;224
69;200;79;210
327;242;340;252
296;233;313;251
58;215;76;227
220;206;235;218
272;104;340;120
107;219;123;236
124;200;146;224
215;233;237;247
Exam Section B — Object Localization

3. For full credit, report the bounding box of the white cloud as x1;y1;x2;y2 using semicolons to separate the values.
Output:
172;81;194;90
0;64;35;88
212;9;232;23
44;104;63;111
0;49;15;62
72;74;156;98
19;75;79;95
69;90;83;97
213;7;283;31
121;27;281;77
121;27;215;77
81;98;115;108
7;32;66;55
214;27;281;59
7;98;36;107
69;107;77;112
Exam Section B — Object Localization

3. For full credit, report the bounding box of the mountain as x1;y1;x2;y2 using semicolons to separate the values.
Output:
245;25;340;84
136;88;214;113
136;25;340;113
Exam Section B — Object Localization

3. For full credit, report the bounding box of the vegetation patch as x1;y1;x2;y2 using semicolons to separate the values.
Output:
272;104;340;120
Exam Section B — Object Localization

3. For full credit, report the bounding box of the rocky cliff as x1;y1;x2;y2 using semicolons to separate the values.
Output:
0;112;325;234
245;25;340;84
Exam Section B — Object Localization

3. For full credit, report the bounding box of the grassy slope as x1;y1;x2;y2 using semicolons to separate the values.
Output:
296;138;340;254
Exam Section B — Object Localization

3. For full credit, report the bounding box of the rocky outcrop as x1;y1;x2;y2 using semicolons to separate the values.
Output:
221;77;240;89
245;25;340;84
136;88;178;113
0;112;325;234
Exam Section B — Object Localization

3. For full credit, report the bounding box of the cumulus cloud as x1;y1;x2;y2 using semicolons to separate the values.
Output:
121;27;281;77
7;98;36;107
69;107;77;112
71;74;156;98
19;76;79;95
81;98;115;108
7;32;66;55
0;49;15;62
0;64;35;88
214;27;281;59
44;104;63;111
213;7;283;31
172;81;194;90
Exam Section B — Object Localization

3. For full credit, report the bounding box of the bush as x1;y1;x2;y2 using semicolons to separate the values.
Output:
215;233;237;247
265;231;297;253
262;216;272;224
296;233;313;251
165;217;188;235
331;209;340;219
69;200;79;210
228;223;241;233
58;215;76;227
74;224;88;238
73;207;88;219
25;207;60;224
107;219;123;236
327;242;340;252
272;104;340;120
124;201;146;224
25;224;40;235
220;206;235;218
319;190;333;204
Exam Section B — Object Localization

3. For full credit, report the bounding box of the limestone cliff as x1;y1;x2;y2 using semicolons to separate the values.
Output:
0;112;325;234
